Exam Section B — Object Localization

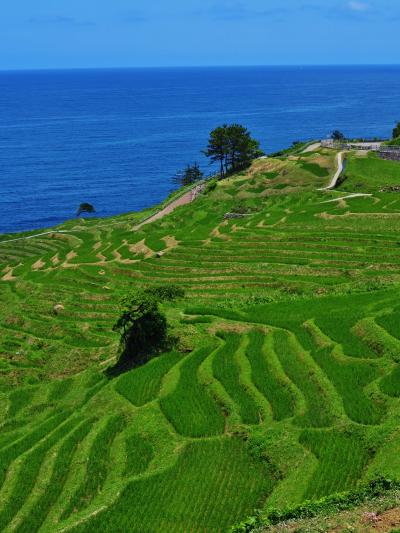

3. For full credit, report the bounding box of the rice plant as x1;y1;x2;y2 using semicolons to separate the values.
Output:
310;346;384;425
7;387;35;418
115;351;182;406
273;330;335;427
212;332;260;424
13;418;95;533
2;150;400;532
48;377;74;402
160;345;225;437
0;411;70;490
0;415;82;530
70;437;274;533
123;434;153;477
61;415;126;519
300;429;372;500
315;315;377;359
376;311;400;342
380;365;400;397
246;330;295;421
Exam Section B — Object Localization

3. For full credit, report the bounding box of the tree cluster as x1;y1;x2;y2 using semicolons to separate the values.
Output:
112;285;185;370
173;163;204;187
393;122;400;140
331;130;346;142
203;124;263;179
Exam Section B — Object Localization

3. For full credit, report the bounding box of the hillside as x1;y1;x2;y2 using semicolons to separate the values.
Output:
1;144;400;532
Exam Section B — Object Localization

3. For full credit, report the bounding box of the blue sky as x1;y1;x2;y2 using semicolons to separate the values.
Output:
1;0;400;69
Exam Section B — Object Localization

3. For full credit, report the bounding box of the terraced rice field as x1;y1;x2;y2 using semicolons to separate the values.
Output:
1;146;400;531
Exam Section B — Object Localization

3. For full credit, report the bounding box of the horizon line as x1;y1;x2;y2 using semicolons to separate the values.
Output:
1;63;400;73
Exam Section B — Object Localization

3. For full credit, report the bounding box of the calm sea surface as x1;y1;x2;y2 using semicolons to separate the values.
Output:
1;66;399;233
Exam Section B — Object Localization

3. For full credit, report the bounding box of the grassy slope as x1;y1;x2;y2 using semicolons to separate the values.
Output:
1;147;400;531
341;151;400;192
383;136;400;146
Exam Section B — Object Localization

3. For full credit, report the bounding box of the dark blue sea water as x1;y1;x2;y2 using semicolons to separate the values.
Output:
1;66;400;233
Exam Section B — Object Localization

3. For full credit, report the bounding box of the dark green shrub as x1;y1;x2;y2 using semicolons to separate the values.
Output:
204;178;218;193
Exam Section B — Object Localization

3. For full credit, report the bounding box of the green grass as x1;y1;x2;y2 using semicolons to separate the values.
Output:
384;136;400;145
339;152;400;192
299;162;330;177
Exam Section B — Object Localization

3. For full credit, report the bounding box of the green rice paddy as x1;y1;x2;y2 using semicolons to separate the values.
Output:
1;146;400;531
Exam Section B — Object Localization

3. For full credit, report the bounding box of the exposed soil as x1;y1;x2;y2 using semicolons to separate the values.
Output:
162;235;180;250
32;258;46;270
329;506;400;532
129;239;154;258
371;507;400;532
265;503;400;533
61;250;78;268
1;265;16;281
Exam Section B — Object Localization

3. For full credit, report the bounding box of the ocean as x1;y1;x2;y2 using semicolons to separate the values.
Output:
1;65;399;234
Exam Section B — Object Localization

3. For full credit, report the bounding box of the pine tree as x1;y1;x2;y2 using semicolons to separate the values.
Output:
204;124;263;178
203;126;229;178
173;163;204;187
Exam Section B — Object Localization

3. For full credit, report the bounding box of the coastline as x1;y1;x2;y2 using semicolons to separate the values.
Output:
0;179;205;242
1;66;399;234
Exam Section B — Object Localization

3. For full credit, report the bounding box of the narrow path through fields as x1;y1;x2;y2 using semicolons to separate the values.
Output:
319;151;345;191
0;230;71;245
302;142;321;153
133;183;204;230
317;146;373;198
321;193;372;204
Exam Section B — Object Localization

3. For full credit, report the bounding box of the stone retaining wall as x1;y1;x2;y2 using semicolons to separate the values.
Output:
379;152;400;162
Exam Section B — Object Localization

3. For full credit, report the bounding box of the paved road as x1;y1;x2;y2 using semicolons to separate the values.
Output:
319;151;345;191
134;183;205;230
320;193;372;204
302;142;321;153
